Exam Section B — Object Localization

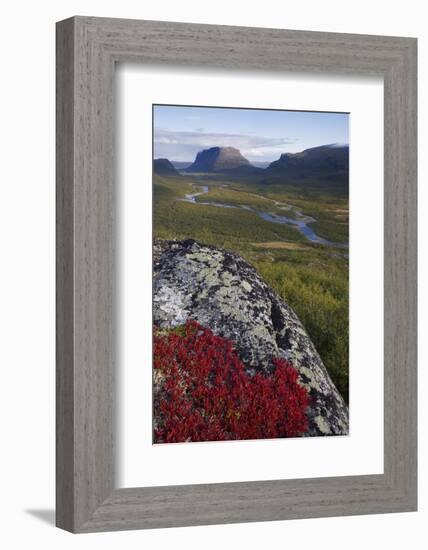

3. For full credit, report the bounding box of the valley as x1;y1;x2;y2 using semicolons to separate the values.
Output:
153;166;349;403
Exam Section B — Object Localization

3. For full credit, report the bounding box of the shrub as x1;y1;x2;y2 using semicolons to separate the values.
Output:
153;321;309;443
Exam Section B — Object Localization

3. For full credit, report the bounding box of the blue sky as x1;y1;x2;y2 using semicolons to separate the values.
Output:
153;104;349;162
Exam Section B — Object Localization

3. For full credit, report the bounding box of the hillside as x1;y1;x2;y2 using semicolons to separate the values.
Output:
267;144;349;181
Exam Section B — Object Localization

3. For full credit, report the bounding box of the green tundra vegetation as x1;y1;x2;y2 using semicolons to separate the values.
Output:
153;172;349;403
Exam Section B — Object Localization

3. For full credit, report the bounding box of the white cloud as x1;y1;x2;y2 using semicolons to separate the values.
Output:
156;137;178;144
153;128;297;162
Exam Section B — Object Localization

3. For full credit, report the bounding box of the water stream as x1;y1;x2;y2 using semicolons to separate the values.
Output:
182;185;347;249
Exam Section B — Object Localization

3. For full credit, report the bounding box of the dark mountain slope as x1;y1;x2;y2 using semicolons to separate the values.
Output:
267;144;349;181
154;158;180;176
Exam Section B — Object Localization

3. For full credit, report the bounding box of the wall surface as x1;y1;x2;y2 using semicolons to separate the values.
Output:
0;1;425;548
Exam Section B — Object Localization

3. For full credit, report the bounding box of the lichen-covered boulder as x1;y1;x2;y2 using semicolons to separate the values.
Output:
153;239;349;436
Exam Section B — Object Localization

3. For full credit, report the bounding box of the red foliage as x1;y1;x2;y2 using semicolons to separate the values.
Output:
153;321;309;443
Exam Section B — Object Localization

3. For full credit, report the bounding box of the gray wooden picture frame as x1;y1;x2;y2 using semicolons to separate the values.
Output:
56;16;417;533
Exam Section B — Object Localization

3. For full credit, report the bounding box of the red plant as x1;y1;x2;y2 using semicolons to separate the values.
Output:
153;321;309;443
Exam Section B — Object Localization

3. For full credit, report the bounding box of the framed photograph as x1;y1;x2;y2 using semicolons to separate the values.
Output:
56;16;417;532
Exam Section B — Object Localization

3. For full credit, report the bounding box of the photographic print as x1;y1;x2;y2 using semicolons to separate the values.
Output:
152;104;349;444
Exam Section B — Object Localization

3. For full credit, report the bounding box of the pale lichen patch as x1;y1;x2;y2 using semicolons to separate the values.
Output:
314;415;333;435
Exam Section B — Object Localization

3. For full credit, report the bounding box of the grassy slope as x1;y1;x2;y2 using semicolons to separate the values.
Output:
153;173;349;403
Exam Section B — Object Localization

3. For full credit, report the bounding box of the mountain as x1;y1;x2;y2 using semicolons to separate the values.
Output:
251;161;272;169
171;161;193;170
153;158;180;176
224;164;264;176
185;146;251;173
156;145;349;183
153;238;349;436
267;144;349;179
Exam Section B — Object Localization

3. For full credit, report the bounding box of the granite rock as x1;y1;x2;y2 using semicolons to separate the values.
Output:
153;238;349;436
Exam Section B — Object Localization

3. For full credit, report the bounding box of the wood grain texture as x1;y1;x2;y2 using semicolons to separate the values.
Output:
56;16;417;533
56;18;75;532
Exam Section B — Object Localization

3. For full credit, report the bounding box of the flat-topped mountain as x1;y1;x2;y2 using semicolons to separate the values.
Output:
185;146;251;173
153;158;180;176
267;144;349;177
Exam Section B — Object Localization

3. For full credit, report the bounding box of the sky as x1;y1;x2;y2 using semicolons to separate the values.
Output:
153;104;349;163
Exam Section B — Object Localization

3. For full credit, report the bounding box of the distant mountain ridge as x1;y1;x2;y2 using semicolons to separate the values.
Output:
171;161;192;170
171;160;270;170
155;144;349;180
